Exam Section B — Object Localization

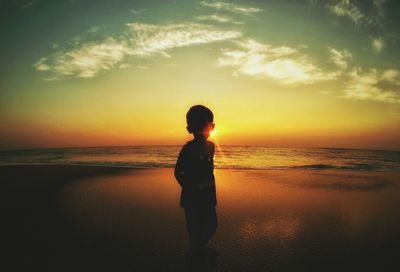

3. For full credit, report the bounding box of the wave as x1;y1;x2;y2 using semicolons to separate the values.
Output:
289;163;384;171
1;146;399;172
1;161;398;172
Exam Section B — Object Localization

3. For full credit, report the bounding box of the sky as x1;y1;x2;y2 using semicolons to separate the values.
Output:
1;0;400;150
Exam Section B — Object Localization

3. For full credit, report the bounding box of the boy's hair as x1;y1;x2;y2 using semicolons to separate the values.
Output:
186;105;214;133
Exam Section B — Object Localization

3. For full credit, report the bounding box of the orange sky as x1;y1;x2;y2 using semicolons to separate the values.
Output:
1;1;400;150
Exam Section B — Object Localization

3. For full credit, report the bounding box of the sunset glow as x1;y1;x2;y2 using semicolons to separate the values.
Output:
1;1;400;150
210;129;218;138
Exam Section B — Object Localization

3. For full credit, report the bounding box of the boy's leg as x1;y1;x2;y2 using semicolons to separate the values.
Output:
184;206;203;255
201;206;218;245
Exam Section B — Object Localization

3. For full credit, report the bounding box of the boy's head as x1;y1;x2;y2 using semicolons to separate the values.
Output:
186;105;215;138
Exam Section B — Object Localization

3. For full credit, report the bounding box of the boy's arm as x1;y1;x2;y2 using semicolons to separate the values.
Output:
211;141;215;157
211;142;215;171
174;147;187;188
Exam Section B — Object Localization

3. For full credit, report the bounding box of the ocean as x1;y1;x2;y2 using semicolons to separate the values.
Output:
1;146;399;171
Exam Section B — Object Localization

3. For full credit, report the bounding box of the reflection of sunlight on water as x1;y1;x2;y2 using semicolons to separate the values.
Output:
340;201;370;237
8;146;398;171
261;215;301;241
240;214;301;247
211;132;226;164
58;168;400;271
337;191;396;240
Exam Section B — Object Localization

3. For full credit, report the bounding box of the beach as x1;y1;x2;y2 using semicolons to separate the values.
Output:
2;164;400;271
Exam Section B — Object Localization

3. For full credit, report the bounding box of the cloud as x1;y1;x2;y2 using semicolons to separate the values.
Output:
371;36;385;52
130;8;145;15
125;23;241;57
199;1;262;15
35;23;241;78
324;44;400;104
195;14;243;24
342;67;400;103
328;47;352;69
372;0;387;20
381;69;400;82
326;0;368;25
34;38;128;78
312;0;387;27
218;39;338;86
119;63;148;70
22;0;40;9
311;0;394;49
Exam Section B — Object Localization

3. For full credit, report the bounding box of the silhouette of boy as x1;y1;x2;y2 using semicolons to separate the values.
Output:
174;105;218;259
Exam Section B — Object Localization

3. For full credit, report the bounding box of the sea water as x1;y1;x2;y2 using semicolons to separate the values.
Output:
1;146;399;171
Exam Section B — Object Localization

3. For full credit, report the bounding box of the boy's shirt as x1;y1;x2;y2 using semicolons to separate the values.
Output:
174;138;217;208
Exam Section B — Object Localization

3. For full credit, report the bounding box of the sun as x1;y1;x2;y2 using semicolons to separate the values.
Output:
210;129;218;138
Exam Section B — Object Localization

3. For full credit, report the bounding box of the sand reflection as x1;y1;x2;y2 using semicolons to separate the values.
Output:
240;214;301;244
56;167;400;271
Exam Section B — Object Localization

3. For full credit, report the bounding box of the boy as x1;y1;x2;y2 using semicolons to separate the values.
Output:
174;105;218;260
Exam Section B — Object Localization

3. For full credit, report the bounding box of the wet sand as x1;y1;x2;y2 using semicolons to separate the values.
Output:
2;165;400;271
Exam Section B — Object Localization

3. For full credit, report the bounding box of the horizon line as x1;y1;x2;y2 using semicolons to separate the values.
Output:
1;144;399;153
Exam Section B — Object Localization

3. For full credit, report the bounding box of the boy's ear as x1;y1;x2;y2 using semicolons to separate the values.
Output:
186;126;192;134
